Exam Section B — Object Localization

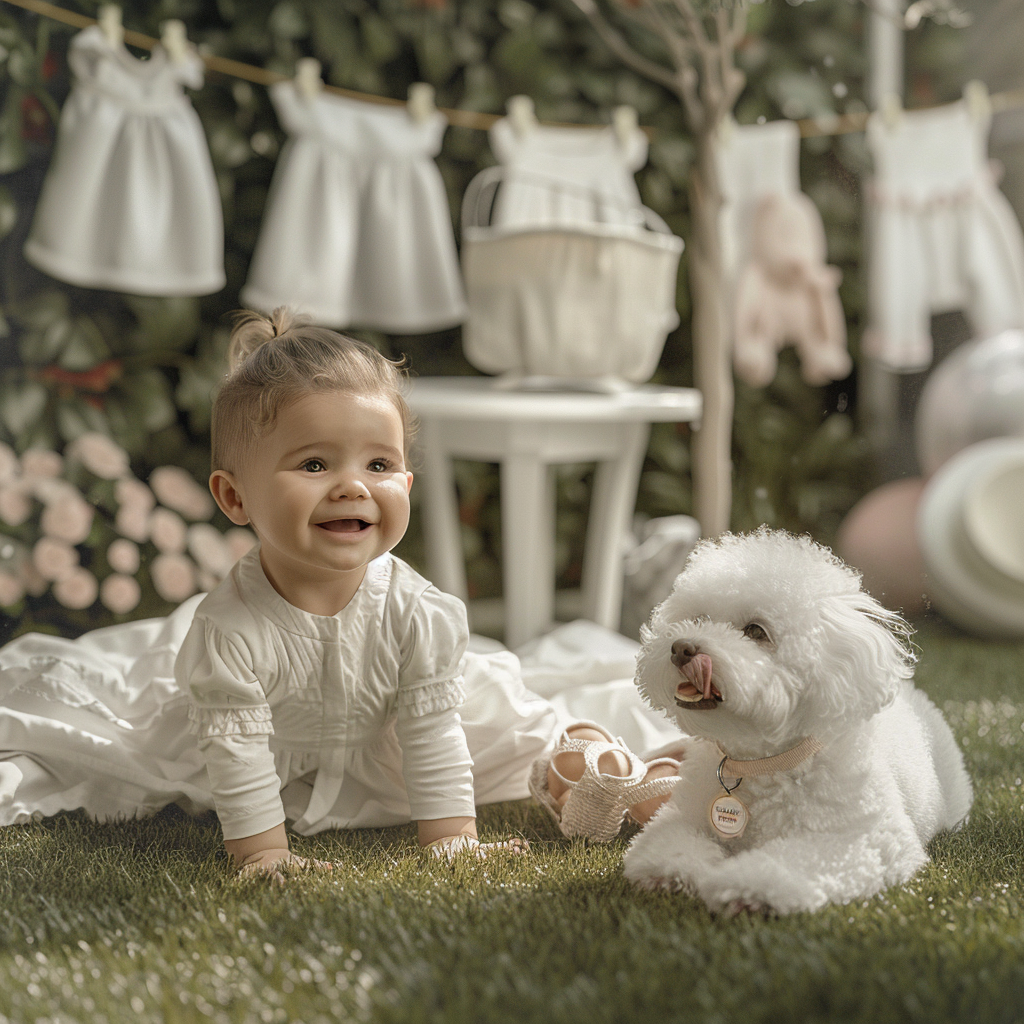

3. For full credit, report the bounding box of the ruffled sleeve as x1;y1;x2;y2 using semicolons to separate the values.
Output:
395;584;469;719
393;578;476;821
175;615;284;841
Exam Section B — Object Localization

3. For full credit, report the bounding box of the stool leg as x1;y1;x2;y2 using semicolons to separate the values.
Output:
581;423;650;630
418;420;469;603
501;454;554;648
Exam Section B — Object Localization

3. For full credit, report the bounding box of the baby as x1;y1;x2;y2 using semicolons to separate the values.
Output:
0;309;681;874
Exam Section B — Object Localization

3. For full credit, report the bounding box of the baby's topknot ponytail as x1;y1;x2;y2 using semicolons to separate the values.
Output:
226;307;308;370
211;307;416;473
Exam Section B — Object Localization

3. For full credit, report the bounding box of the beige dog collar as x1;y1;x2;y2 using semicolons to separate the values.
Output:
708;737;824;841
719;736;824;783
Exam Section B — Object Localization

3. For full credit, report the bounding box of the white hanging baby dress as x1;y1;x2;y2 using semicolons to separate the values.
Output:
864;93;1024;371
487;114;648;228
240;84;467;333
24;25;225;297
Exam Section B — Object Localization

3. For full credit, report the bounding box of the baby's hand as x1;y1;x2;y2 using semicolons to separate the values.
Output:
426;835;530;862
237;848;333;884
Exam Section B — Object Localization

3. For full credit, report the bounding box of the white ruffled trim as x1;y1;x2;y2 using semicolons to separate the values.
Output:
397;678;465;718
187;703;274;738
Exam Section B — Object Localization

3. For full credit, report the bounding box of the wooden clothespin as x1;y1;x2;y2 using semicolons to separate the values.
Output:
160;20;189;64
507;95;537;137
880;93;903;130
964;80;992;125
295;57;323;100
98;4;124;48
612;105;638;147
407;82;436;124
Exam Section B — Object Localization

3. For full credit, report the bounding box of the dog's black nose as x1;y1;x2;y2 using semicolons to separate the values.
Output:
671;641;698;668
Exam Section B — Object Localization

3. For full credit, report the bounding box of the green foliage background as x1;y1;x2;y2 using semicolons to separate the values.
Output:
0;0;968;630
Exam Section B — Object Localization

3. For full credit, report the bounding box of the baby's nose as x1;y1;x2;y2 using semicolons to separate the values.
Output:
670;640;698;668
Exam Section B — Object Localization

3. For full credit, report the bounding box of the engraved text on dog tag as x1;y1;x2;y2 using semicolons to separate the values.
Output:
709;792;748;839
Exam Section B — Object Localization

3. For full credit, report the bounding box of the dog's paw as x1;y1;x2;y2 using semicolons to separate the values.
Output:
629;873;690;894
720;897;776;919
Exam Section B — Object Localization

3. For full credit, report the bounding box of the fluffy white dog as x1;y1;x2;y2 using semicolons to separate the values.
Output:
623;528;972;914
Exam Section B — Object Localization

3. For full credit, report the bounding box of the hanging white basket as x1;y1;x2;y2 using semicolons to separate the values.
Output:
460;168;683;386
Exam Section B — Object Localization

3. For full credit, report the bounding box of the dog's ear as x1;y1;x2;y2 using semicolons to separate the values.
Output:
811;593;916;721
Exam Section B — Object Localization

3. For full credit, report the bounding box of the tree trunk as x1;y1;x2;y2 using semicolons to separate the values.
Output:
688;125;732;537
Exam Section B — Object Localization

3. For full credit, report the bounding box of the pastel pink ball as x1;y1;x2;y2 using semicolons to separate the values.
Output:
836;478;928;616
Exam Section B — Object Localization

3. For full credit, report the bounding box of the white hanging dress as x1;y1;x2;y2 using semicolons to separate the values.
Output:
864;97;1024;371
240;84;467;333
24;26;225;297
716;119;849;387
487;116;649;228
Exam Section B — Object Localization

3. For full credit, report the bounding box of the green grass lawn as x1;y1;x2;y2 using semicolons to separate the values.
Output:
1;618;1022;1024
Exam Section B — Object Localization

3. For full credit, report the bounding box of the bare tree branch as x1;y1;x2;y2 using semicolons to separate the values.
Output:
564;0;682;94
636;0;693;76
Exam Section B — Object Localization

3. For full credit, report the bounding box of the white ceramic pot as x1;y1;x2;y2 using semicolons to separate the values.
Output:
918;437;1024;638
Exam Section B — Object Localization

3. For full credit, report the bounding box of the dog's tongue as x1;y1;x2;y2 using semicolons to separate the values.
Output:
680;653;714;700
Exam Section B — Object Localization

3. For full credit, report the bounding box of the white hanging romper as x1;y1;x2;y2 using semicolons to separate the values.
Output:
487;117;649;227
241;84;467;333
24;25;225;297
716;119;849;387
865;98;1024;371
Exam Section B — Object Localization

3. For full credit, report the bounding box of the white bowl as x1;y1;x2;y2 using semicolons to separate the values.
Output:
918;437;1024;638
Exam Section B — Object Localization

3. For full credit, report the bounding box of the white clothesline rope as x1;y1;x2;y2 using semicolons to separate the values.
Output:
4;0;1024;140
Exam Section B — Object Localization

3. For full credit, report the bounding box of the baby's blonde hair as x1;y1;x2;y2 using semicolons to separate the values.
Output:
211;307;415;473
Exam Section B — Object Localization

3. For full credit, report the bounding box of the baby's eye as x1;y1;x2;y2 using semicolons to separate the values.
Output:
302;459;327;473
367;459;391;473
742;622;772;644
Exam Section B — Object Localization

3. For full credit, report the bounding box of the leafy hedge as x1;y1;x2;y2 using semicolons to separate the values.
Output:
0;0;964;634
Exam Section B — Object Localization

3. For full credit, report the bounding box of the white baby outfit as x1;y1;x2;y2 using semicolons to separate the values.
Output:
865;98;1024;371
24;25;225;297
717;119;849;387
240;84;467;333
487;116;648;228
0;548;557;837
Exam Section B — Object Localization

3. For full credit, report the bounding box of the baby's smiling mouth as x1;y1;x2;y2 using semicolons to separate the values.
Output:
316;518;373;533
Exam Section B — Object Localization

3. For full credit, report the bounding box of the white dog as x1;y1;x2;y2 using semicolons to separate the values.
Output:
623;528;972;914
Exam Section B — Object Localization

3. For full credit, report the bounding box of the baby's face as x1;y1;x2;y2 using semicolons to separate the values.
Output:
222;390;412;607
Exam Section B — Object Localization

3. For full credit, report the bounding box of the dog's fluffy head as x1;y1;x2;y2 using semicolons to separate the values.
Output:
636;528;915;755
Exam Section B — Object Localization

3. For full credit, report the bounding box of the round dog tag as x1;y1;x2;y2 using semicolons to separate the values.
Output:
709;792;748;839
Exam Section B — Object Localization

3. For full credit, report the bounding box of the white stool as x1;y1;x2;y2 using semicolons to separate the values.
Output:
407;377;702;647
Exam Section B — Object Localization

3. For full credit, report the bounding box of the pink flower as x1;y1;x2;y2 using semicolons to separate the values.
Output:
187;523;232;577
20;448;63;479
100;573;142;615
40;494;94;545
115;477;156;513
196;568;219;593
19;558;48;597
115;478;156;542
149;466;214;520
32;537;79;581
149;507;188;554
151;553;197;603
66;433;130;480
107;538;141;575
0;443;19;483
225;527;257;563
0;484;32;527
0;570;25;606
53;567;99;610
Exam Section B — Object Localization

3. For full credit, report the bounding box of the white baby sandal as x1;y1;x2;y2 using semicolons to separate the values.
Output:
528;721;681;842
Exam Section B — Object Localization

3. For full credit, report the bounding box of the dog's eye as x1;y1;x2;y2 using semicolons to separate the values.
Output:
742;622;772;644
